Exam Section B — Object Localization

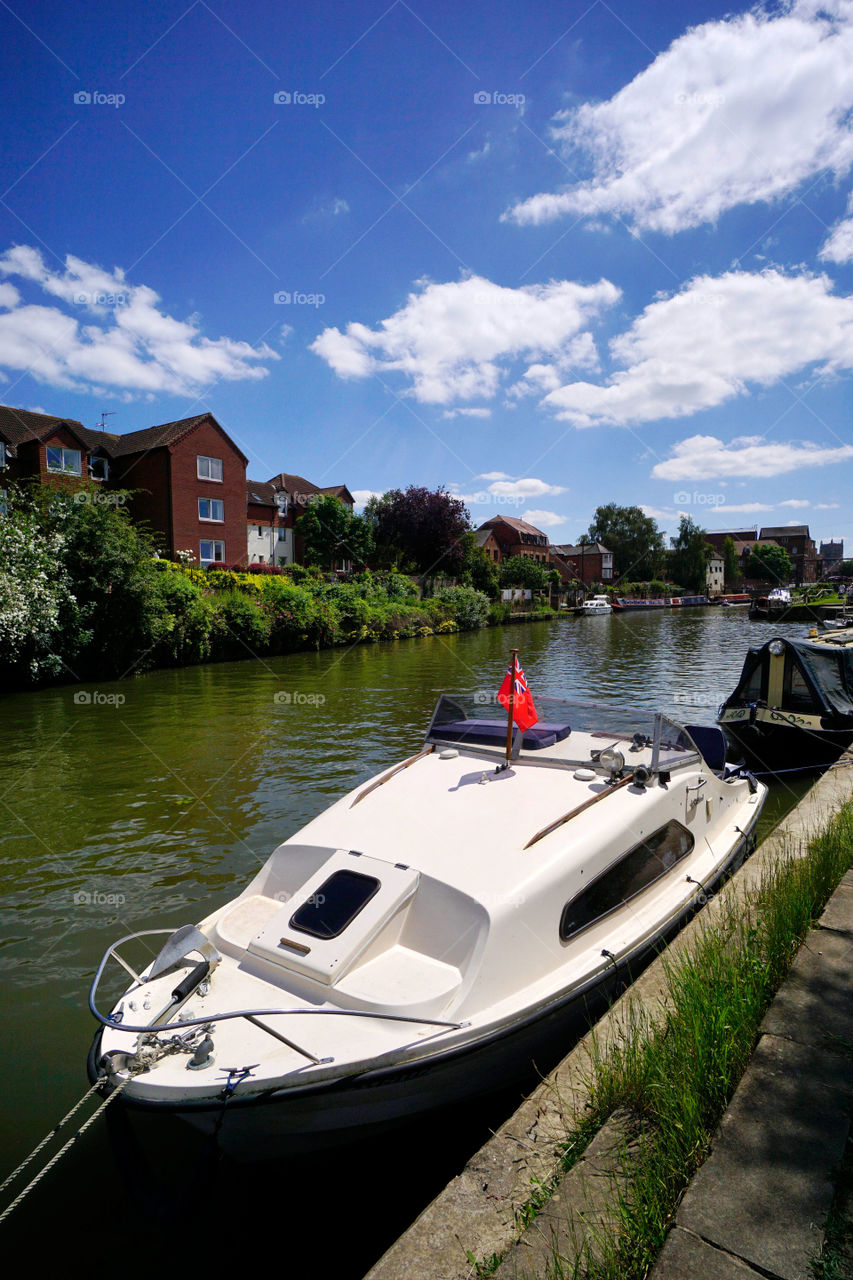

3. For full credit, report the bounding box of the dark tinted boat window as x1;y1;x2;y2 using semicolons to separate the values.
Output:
560;821;694;942
289;870;380;940
783;658;814;711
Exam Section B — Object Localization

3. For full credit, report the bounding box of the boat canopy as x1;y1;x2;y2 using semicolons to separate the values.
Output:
731;638;853;719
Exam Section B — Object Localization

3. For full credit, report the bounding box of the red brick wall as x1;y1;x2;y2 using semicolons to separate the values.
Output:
111;450;173;554
168;420;247;564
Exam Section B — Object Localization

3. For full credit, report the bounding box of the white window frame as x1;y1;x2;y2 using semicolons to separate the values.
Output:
200;539;225;565
198;497;225;522
0;442;6;469
197;455;223;482
88;455;109;482
46;446;82;475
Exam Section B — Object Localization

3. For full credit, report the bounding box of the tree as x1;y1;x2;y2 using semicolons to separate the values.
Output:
294;494;374;571
498;555;550;592
585;504;665;581
744;543;793;585
364;486;470;577
669;516;714;594
459;531;499;596
722;536;740;588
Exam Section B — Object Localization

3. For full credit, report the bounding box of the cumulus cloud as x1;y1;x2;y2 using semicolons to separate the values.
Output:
506;1;853;233
521;508;567;528
311;273;619;405
0;245;277;395
651;434;853;481
542;270;853;427
820;195;853;263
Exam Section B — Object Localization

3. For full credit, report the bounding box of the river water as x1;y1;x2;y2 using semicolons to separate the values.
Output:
0;609;817;1266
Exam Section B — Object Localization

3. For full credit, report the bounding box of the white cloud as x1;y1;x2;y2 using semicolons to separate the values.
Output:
0;246;277;396
815;502;841;509
351;488;383;509
521;508;567;528
486;476;567;499
542;270;853;427
820;195;853;263
442;406;492;419
652;434;853;480
506;2;853;234
311;273;619;405
779;498;811;507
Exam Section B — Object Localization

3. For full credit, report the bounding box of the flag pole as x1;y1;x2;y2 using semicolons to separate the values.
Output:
504;648;519;766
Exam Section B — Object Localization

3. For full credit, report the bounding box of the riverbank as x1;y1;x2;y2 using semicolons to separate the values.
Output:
364;755;853;1280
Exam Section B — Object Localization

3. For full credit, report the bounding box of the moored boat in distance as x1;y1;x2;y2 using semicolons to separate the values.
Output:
717;627;853;773
612;595;708;611
577;595;612;615
87;664;766;1156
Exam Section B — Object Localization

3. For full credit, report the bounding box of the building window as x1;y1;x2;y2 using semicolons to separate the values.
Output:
277;528;286;541
197;455;223;481
88;455;109;482
199;498;224;522
46;446;82;475
200;539;225;565
0;442;6;469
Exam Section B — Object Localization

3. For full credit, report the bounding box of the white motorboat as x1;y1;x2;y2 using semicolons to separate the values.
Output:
579;595;612;614
88;685;766;1154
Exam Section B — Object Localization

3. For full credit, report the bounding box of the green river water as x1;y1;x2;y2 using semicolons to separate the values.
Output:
0;609;817;1266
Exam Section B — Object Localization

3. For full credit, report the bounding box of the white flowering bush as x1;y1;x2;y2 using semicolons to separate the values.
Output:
0;505;77;681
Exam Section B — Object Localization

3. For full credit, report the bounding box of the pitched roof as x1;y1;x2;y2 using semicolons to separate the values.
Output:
479;514;549;540
551;542;611;556
0;404;88;447
246;478;279;507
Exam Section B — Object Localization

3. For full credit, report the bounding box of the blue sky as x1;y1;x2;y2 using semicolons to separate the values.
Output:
1;0;852;549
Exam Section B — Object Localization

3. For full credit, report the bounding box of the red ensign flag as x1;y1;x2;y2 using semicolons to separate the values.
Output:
497;661;538;731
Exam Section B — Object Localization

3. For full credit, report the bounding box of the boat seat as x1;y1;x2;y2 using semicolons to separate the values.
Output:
684;724;727;772
429;718;571;751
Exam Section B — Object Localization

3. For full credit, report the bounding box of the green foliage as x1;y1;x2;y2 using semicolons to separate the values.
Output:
364;485;471;576
586;504;666;581
744;542;794;585
431;585;491;629
668;516;714;594
294;494;374;570
722;535;740;588
498;555;550;591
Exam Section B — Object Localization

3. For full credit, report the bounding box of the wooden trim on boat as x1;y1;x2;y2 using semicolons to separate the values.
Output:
350;746;435;807
524;772;635;849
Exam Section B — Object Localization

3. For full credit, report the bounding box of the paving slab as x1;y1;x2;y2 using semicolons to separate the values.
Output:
674;1034;853;1280
760;922;853;1050
653;1226;770;1279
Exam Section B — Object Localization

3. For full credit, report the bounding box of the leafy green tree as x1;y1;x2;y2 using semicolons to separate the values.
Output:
722;536;740;588
364;486;470;576
498;555;550;591
744;543;793;585
294;494;374;571
585;504;665;581
0;497;75;685
459;530;499;596
669;516;714;594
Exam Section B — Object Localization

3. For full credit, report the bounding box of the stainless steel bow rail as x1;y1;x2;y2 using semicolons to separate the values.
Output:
89;928;469;1063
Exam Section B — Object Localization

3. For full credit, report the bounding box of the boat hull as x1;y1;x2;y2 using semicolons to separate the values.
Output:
88;820;758;1159
719;714;853;774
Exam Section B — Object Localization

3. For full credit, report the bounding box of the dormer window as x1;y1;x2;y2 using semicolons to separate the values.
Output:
46;446;82;475
0;442;6;469
88;455;109;482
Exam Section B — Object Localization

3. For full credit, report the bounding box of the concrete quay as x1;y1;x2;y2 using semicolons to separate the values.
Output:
363;759;853;1280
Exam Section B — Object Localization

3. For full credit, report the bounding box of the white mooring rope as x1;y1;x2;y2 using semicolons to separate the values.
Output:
0;1079;130;1226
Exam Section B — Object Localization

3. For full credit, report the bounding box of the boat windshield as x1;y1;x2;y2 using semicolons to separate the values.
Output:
426;694;701;774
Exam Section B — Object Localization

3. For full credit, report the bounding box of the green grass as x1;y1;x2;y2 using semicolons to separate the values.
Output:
477;803;853;1280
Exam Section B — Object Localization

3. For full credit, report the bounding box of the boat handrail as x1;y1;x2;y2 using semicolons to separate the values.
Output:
89;930;469;1037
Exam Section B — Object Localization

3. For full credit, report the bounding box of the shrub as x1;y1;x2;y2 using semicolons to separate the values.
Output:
432;585;490;629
